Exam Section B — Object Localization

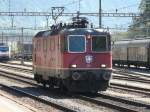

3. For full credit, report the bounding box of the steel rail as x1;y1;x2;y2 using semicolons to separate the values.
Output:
1;63;150;94
1;66;150;95
7;61;32;67
113;75;150;84
113;68;150;79
111;83;150;92
0;70;149;112
0;83;76;112
78;94;150;112
0;68;150;112
110;85;150;96
0;63;32;73
0;71;35;86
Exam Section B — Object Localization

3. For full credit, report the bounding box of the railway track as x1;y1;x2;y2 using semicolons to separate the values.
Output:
1;62;150;89
113;67;150;79
0;62;150;95
78;94;150;112
7;60;32;67
0;62;32;74
113;75;150;84
0;68;150;112
1;62;150;84
0;71;77;112
0;84;75;112
112;67;150;86
110;85;150;96
2;62;150;81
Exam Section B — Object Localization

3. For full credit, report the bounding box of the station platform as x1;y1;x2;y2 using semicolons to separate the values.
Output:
0;95;34;112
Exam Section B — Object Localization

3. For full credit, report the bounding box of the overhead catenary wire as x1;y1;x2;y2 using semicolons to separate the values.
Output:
104;3;139;13
0;0;141;34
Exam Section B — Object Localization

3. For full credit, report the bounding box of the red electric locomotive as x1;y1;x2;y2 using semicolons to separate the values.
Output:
33;17;112;93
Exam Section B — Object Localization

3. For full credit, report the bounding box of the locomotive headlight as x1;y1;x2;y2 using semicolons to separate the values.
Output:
101;64;106;68
71;64;77;68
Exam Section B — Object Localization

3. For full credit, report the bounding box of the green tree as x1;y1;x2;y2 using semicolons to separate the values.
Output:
128;0;150;38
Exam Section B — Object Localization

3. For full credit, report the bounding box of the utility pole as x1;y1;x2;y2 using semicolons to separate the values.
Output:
5;35;8;44
79;0;81;12
21;27;24;65
11;15;14;27
2;32;3;44
99;0;102;28
8;0;10;12
45;16;49;28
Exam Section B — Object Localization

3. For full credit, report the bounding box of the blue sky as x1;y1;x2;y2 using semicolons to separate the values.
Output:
0;0;141;33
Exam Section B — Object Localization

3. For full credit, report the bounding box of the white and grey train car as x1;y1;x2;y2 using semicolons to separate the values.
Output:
112;38;150;68
0;44;10;61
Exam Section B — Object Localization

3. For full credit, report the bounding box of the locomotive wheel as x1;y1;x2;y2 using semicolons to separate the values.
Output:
49;83;54;89
59;81;68;92
43;83;46;88
91;90;98;95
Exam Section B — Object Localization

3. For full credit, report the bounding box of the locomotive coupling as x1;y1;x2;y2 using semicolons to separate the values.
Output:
102;72;111;80
72;72;81;80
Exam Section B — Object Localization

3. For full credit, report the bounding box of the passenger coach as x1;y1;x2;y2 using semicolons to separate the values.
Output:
33;17;112;93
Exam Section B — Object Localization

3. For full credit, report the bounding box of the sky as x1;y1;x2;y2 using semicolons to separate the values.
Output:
0;0;141;33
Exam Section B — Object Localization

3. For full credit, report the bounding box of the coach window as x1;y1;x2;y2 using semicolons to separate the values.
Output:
92;36;107;52
68;35;85;52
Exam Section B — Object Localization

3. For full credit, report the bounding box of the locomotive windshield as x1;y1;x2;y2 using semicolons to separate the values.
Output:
68;35;85;52
92;36;108;52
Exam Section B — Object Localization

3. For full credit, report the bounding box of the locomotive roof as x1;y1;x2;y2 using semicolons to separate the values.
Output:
113;40;130;48
34;30;51;37
61;28;110;35
34;28;110;38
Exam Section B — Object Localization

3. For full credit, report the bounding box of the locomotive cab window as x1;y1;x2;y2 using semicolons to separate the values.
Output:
92;36;108;52
68;35;85;52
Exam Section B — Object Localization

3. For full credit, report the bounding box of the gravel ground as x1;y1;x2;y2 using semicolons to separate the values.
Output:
0;63;150;111
103;88;150;104
0;75;117;112
0;86;60;112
